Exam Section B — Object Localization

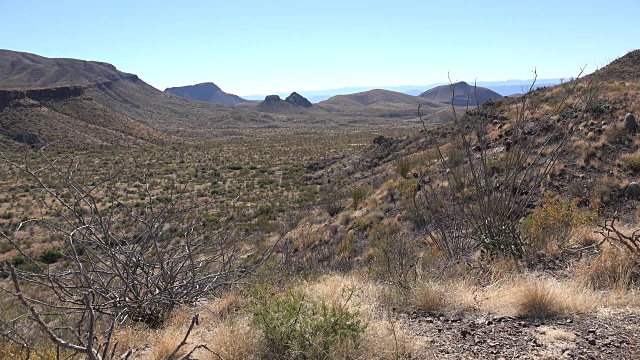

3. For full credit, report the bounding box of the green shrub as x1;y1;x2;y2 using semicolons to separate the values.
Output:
351;187;368;209
39;248;62;264
253;289;367;359
319;187;344;217
11;255;26;266
0;242;13;254
520;196;594;260
10;255;44;273
397;179;418;197
394;158;412;179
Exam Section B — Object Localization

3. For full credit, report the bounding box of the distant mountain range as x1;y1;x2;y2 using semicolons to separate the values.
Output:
164;82;247;106
2;48;600;150
241;79;562;103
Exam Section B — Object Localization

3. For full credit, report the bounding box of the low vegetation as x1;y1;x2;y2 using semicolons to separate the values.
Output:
2;51;640;358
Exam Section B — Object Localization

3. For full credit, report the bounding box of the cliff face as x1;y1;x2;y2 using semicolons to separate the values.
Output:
0;85;85;101
0;73;140;102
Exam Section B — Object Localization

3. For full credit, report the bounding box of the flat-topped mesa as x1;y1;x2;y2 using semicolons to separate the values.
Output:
0;85;85;101
263;94;282;105
164;82;247;105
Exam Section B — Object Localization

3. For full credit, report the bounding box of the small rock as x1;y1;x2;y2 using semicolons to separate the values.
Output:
587;328;597;334
505;139;513;151
588;338;597;346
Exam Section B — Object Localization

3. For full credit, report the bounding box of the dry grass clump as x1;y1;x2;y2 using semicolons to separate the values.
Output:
410;282;446;312
604;122;633;145
205;317;266;360
148;327;189;360
517;280;565;319
618;149;640;170
405;269;602;319
358;320;418;360
576;246;638;290
304;273;386;316
515;277;598;319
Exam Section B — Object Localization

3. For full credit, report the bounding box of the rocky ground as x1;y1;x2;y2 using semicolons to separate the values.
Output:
402;308;640;359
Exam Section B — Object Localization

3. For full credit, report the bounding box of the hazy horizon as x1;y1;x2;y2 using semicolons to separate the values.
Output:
1;0;637;95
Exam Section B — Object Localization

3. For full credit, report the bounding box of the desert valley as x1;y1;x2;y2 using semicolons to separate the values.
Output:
1;48;639;359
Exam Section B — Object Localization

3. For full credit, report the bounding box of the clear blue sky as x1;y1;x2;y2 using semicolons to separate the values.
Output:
1;0;637;95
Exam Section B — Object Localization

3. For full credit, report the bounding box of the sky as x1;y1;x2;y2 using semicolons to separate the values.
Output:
1;0;638;96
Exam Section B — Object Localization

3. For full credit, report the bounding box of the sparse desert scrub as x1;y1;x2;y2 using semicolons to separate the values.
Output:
0;148;283;358
367;223;420;289
394;157;413;178
520;195;595;261
351;186;369;209
404;267;605;319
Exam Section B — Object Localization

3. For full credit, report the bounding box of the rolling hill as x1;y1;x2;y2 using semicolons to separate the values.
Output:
164;82;247;106
419;81;503;106
584;49;640;82
320;89;445;107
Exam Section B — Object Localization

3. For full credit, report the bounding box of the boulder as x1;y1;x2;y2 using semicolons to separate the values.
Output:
625;182;640;199
625;113;637;134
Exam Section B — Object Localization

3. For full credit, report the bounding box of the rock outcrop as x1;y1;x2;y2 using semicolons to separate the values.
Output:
263;95;282;105
0;86;85;101
285;92;312;108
